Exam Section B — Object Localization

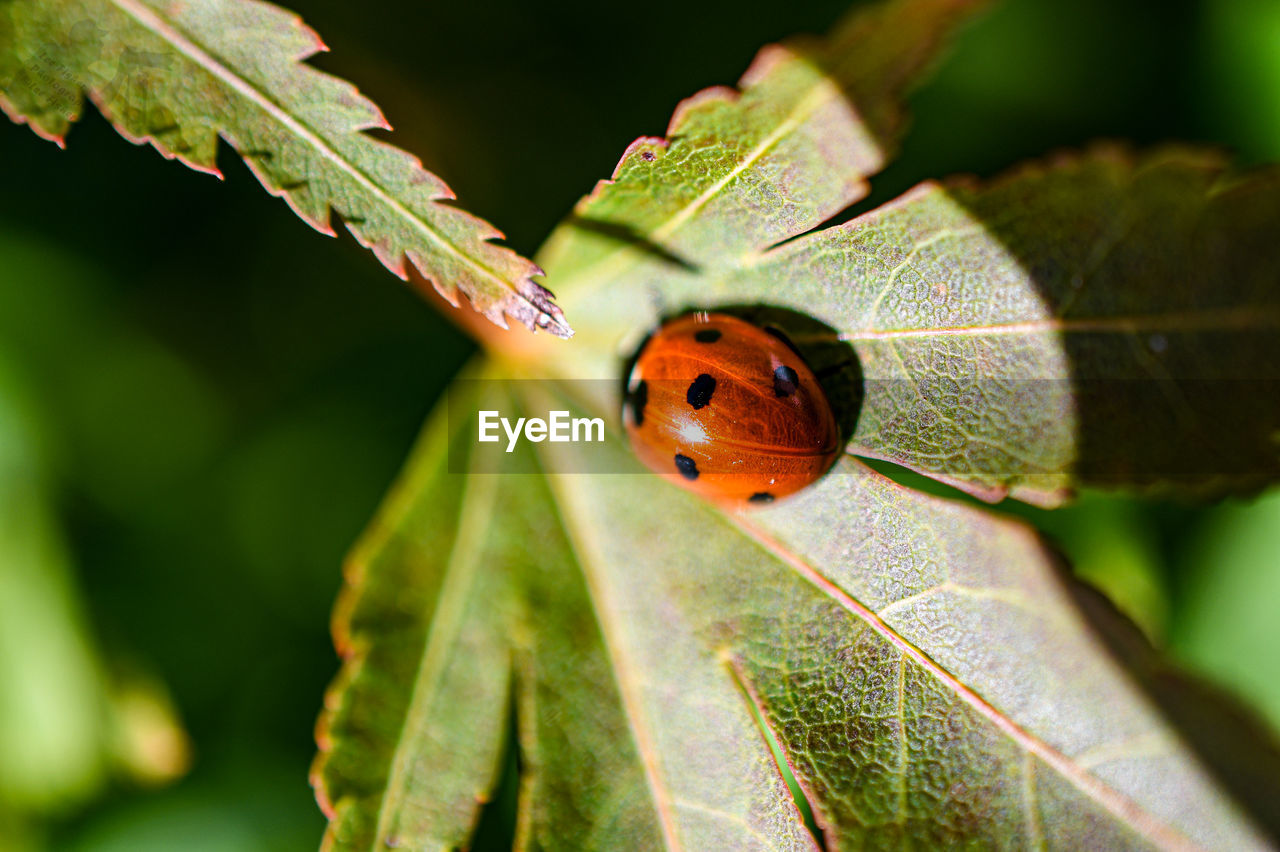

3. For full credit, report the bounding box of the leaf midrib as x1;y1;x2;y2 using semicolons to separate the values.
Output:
542;303;1280;360
370;460;503;849
109;0;531;305
526;378;1200;847
828;305;1280;342
530;444;686;852
730;507;1205;852
557;65;853;298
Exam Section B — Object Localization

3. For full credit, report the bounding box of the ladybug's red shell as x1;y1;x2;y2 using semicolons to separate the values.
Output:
623;313;841;504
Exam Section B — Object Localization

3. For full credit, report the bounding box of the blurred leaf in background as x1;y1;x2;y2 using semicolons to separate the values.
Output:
1000;491;1171;643
0;332;191;848
0;136;473;848
1200;0;1280;163
1173;491;1280;734
1;0;1279;848
0;352;109;842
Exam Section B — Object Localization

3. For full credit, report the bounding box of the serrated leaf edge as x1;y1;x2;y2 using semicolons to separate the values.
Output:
4;0;572;339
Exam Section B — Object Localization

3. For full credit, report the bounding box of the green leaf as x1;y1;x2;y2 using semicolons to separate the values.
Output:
312;390;512;850
317;381;1276;849
540;146;1280;505
0;0;570;338
0;358;108;814
1174;489;1280;734
538;0;985;285
313;0;1280;847
312;376;671;851
524;0;1280;505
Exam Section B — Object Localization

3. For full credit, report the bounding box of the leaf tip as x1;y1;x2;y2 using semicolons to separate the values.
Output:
309;747;338;820
615;136;669;176
185;157;224;180
0;94;70;147
517;278;574;339
737;44;795;87
668;85;739;134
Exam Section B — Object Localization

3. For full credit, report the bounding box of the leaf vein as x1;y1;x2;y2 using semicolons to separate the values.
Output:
531;449;686;852
729;512;1207;852
371;458;502;849
108;0;526;299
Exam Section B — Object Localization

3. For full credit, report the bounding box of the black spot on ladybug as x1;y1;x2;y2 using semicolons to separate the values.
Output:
674;454;699;480
748;492;775;504
773;365;799;397
694;328;722;344
687;373;716;409
627;379;648;427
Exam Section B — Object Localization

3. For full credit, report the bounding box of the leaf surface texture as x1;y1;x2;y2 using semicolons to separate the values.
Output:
0;0;569;336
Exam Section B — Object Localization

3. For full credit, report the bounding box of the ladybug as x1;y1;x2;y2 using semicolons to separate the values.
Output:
623;312;841;505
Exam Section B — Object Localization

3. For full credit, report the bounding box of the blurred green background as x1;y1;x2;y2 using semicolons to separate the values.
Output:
2;0;1279;848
